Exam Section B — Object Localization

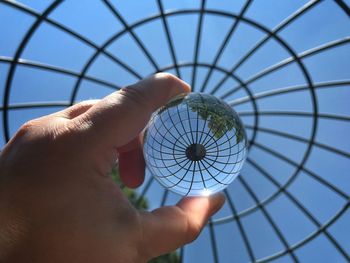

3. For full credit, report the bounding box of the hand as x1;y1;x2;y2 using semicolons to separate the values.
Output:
0;73;225;263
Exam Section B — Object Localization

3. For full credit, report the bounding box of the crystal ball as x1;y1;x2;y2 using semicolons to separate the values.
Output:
143;92;248;196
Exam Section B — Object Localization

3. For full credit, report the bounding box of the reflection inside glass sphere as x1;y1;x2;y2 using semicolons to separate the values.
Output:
143;92;248;196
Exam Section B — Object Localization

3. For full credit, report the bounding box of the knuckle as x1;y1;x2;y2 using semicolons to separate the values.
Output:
20;119;38;132
173;206;202;244
71;100;98;112
186;220;202;243
120;85;152;110
46;121;72;141
15;119;41;139
15;118;76;145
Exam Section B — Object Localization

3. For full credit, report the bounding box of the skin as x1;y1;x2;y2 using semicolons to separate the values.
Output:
0;73;225;263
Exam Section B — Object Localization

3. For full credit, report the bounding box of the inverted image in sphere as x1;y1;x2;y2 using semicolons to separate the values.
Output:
143;92;248;196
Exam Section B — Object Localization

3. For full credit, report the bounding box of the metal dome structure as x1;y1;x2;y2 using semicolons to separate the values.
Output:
0;0;349;262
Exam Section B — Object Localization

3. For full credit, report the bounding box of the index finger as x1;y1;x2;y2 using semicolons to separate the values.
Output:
75;73;190;149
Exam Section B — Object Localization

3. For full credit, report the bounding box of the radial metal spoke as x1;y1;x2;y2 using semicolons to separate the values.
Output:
102;0;160;71
200;0;252;92
160;189;169;206
335;0;350;17
180;247;184;263
191;0;206;91
156;0;181;78
224;189;256;262
208;219;219;263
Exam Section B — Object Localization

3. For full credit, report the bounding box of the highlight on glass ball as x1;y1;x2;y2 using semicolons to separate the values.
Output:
143;92;248;196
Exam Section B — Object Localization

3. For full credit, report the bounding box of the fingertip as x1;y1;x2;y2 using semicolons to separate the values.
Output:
132;73;191;112
152;72;191;94
177;192;225;220
209;192;226;214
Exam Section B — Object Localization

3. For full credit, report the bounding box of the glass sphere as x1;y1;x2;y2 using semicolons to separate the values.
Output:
143;92;248;196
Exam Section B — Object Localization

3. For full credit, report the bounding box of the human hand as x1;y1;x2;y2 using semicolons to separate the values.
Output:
0;73;225;263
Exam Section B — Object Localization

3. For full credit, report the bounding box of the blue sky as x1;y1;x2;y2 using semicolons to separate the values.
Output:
0;0;350;262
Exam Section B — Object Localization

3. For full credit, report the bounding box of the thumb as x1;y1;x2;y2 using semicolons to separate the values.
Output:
139;193;226;260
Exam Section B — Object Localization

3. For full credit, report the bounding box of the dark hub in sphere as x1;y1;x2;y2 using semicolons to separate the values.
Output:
186;143;206;161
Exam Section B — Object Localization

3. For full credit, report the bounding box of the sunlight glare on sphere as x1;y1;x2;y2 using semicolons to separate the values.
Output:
143;92;248;196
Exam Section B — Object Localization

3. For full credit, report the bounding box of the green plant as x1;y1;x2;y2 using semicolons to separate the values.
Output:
188;94;244;143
